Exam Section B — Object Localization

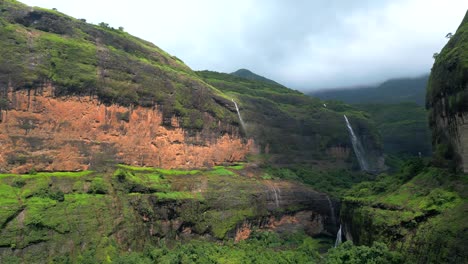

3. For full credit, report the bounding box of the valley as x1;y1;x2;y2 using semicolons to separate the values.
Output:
0;0;467;263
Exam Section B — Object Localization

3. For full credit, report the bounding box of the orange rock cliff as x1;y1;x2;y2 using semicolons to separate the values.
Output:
0;86;254;173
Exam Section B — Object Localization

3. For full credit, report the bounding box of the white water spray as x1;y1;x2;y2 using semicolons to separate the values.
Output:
335;225;342;247
232;99;246;132
344;115;369;172
270;183;280;208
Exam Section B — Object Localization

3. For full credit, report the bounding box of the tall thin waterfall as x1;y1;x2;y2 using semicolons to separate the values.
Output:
269;183;281;208
335;225;342;247
232;99;246;132
344;115;369;172
326;196;336;225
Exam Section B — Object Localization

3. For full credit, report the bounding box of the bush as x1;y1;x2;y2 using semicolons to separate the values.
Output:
326;241;403;264
88;177;108;194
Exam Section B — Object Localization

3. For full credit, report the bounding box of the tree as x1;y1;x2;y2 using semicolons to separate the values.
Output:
99;22;109;28
326;241;403;264
446;32;453;39
118;26;124;31
433;52;439;59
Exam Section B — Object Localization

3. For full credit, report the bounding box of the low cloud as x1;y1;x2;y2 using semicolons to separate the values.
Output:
21;0;468;90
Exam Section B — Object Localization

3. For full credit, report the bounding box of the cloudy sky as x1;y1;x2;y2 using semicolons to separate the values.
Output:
20;0;467;91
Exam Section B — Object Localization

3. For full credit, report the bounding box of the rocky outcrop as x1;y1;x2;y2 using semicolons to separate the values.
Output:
0;86;253;173
0;168;339;263
130;177;339;241
427;10;468;172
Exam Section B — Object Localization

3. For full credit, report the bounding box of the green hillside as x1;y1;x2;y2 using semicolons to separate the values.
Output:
0;0;239;131
1;0;466;263
231;68;283;86
310;74;432;158
197;70;383;168
311;75;429;106
356;103;432;157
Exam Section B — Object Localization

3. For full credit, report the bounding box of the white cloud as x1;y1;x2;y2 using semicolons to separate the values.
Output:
19;0;468;90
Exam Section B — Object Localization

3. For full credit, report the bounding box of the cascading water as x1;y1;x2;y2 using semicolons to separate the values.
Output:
271;183;280;208
335;225;342;247
232;99;246;132
326;196;336;226
343;115;370;172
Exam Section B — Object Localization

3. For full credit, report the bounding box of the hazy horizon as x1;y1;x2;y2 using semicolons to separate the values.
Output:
19;0;468;91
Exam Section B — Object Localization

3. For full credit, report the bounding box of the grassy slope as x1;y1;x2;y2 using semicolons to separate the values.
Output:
342;160;468;263
356;103;432;157
0;165;337;263
311;74;432;158
0;0;238;130
197;70;382;166
231;68;283;86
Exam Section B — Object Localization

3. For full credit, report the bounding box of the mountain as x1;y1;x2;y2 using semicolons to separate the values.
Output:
231;68;283;86
311;75;429;105
340;11;468;264
197;70;385;171
310;75;432;158
3;0;465;263
0;1;387;262
0;0;385;173
355;103;432;158
0;0;254;173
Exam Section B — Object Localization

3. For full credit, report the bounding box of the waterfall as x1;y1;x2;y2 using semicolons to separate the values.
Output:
335;225;342;247
266;182;281;208
343;115;369;172
232;99;246;132
271;183;280;208
326;196;336;226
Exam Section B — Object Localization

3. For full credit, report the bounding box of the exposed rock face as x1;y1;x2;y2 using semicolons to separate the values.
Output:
132;177;338;241
0;86;253;173
0;168;339;262
427;11;468;172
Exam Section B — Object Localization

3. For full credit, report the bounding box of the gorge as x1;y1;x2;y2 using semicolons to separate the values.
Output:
0;0;466;263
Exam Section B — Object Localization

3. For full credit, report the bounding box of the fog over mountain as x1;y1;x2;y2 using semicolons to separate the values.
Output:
20;0;467;90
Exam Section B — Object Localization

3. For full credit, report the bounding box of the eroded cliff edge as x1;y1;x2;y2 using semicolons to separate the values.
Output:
427;10;468;172
0;166;338;263
0;86;253;173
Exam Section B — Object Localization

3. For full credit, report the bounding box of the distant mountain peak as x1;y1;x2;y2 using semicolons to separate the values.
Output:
231;69;283;86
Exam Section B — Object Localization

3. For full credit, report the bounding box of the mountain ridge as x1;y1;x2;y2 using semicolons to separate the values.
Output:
311;74;429;105
231;68;283;86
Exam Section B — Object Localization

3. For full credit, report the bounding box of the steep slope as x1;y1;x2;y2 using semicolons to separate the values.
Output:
311;75;432;158
0;0;252;172
341;162;468;263
339;12;468;264
197;70;385;172
356;103;432;157
0;165;339;263
311;75;429;106
231;68;282;86
427;10;468;172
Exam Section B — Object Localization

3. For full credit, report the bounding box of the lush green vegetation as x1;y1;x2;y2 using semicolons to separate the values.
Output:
355;103;432;157
310;74;432;158
427;10;468;170
2;228;404;263
197;70;383;168
0;0;239;131
231;68;283;86
0;164;341;263
341;159;468;263
261;165;372;198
